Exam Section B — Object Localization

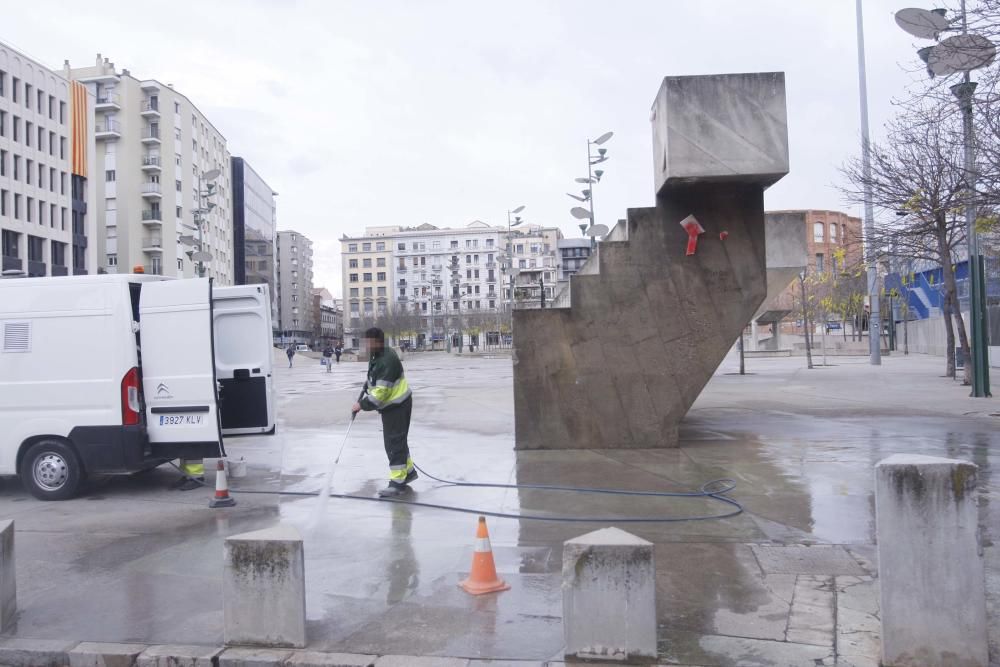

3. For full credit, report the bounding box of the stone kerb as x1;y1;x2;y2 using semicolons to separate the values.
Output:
224;524;306;649
875;454;988;667
562;527;656;662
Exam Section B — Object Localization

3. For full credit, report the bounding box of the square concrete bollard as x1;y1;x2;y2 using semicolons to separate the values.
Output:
0;520;14;632
69;642;148;667
562;527;656;662
875;454;988;667
224;524;306;649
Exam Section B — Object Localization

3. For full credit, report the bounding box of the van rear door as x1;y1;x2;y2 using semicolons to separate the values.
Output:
139;278;225;460
213;284;275;435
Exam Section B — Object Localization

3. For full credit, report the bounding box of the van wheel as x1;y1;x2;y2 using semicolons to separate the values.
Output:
20;440;83;501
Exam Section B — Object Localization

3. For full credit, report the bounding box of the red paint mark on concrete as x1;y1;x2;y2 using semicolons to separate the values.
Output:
680;215;705;256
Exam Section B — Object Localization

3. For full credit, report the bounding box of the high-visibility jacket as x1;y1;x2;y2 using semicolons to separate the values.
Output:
360;346;412;411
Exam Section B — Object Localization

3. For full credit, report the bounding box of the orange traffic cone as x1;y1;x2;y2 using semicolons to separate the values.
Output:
459;516;509;595
209;459;236;508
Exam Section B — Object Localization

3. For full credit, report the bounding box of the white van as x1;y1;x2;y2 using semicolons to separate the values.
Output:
0;274;274;500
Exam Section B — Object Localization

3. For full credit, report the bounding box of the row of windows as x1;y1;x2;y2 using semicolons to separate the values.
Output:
813;221;843;244
0;189;68;228
349;287;389;297
1;150;68;193
348;257;387;268
0;111;68;158
348;272;387;282
0;72;67;124
0;229;69;266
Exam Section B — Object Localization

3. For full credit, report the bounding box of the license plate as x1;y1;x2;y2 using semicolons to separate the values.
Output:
159;414;204;426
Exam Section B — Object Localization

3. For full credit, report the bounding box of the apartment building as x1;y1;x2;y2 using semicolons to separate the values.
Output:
67;55;233;284
341;221;562;348
0;42;97;277
232;157;277;327
276;230;314;343
503;223;562;308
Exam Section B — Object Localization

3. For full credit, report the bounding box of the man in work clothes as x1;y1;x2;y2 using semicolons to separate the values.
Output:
351;327;417;498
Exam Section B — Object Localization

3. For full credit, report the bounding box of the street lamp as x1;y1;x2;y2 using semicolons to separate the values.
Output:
505;206;525;339
895;3;994;397
567;132;613;250
192;168;221;279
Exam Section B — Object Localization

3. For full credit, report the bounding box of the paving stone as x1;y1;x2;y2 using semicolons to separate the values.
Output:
467;662;545;667
218;648;294;667
137;644;223;667
373;657;469;667
0;638;75;666
785;575;834;647
698;634;833;666
751;545;865;576
68;642;147;667
284;652;376;667
835;576;880;667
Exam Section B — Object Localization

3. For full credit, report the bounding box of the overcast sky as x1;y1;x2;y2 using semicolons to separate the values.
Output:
8;0;928;294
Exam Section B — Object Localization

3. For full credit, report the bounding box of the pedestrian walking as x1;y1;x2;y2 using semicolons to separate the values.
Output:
335;343;342;364
351;327;417;498
322;344;334;372
286;343;295;368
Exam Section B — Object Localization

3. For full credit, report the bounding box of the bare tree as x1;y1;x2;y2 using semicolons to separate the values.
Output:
841;102;972;380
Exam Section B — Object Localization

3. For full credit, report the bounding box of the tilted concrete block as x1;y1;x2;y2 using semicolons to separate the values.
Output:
562;527;656;662
0;519;15;632
0;637;75;667
136;644;223;667
875;454;988;667
218;647;293;667
285;652;376;667
651;72;789;191
68;642;148;667
224;524;306;649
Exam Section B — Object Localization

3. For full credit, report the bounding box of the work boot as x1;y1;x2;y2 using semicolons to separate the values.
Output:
377;482;408;498
178;476;205;491
405;468;419;484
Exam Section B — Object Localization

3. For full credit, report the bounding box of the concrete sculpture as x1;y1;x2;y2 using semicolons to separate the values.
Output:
513;72;798;449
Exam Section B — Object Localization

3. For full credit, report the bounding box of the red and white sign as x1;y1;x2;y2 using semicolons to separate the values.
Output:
679;215;705;256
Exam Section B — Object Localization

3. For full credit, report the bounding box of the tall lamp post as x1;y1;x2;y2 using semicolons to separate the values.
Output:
895;3;994;396
505;206;525;340
567;132;614;249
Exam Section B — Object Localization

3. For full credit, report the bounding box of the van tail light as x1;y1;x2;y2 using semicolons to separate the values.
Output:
121;367;142;426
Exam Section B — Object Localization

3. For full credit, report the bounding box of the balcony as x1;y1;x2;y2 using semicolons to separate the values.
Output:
95;93;120;111
140;81;161;92
141;182;162;199
95;120;121;140
141;209;163;226
142;237;164;253
432;265;442;272
141;155;162;172
140;101;160;118
397;266;407;273
51;265;69;277
1;256;22;273
141;128;161;144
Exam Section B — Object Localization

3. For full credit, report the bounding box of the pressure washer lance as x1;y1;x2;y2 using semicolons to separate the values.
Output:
332;381;368;466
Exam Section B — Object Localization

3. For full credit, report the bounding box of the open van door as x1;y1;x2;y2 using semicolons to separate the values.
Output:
213;284;275;435
139;278;225;460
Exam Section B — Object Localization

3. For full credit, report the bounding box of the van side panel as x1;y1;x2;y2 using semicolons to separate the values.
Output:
0;281;138;474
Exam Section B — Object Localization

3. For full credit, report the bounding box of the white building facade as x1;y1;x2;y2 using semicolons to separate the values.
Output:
276;230;314;344
0;42;98;277
67;55;233;284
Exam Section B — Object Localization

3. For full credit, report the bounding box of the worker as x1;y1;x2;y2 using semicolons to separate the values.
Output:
172;460;204;491
351;327;417;498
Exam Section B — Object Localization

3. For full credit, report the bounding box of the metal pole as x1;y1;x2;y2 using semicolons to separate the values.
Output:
856;0;881;365
587;140;596;251
196;171;204;278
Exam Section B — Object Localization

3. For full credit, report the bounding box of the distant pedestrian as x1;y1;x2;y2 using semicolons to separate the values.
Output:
322;344;334;372
286;343;295;368
351;327;416;498
335;343;343;364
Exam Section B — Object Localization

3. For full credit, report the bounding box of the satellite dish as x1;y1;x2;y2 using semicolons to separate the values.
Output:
593;131;614;145
191;251;213;262
895;8;950;40
202;168;222;181
575;177;593;184
586;224;610;237
928;33;997;74
570;207;592;220
512;205;525;214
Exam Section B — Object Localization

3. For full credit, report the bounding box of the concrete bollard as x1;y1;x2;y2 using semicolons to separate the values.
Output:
875;454;988;667
224;524;306;649
0;520;14;633
562;527;656;662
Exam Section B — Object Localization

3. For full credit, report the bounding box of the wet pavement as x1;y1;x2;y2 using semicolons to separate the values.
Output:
1;351;998;666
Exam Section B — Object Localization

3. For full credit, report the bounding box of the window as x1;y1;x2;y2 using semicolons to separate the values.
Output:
376;242;385;251
0;71;4;97
175;128;181;141
397;242;405;251
0;110;4;137
349;273;358;282
26;197;32;222
105;170;116;182
175;179;182;192
49;131;55;156
349;288;359;297
24;84;31;109
0;150;5;177
466;240;472;249
486;239;494;248
25;160;32;185
378;287;386;297
362;242;371;252
176;206;182;218
377;257;386;267
13;194;20;220
813;222;825;243
60;137;66;159
11;78;17;103
451;240;458;249
107;254;117;267
349;259;358;268
48;95;55;120
0;190;6;217
364;287;373;297
175;102;181;114
363;273;372;281
377;272;386;281
49;168;55;192
59;101;65;124
348;243;358;252
830;224;838;242
466;255;472;264
815;253;825;273
25;122;31;147
12;115;19;142
37;126;43;151
489;299;495;309
362;258;372;268
474;270;480;279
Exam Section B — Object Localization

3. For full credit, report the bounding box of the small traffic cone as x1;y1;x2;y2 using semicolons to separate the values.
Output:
459;516;509;595
209;459;236;508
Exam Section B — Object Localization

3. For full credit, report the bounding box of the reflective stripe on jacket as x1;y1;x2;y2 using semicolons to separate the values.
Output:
360;346;412;411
